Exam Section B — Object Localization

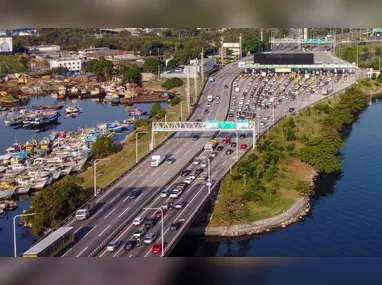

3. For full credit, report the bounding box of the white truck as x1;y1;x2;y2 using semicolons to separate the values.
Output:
75;201;96;220
204;139;218;151
151;152;166;167
235;87;240;93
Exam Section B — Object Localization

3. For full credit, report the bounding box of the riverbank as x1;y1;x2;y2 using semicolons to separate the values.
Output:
195;82;369;237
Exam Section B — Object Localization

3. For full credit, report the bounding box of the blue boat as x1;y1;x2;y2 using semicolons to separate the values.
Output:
29;111;60;127
86;133;101;143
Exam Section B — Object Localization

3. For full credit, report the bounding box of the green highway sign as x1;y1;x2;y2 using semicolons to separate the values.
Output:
218;121;237;129
203;120;249;129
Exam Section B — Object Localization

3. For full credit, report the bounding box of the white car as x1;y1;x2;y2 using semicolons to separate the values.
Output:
193;159;201;165
206;180;216;187
132;216;145;226
184;177;195;184
161;188;171;198
200;162;207;168
106;241;121;252
170;189;183;198
215;100;220;104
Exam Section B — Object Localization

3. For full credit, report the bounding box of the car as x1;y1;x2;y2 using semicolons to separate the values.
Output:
195;168;203;175
165;157;175;164
161;188;172;198
222;139;229;144
263;116;270;121
196;119;202;122
211;152;218;157
192;135;199;140
289;107;296;113
106;240;121;252
260;121;266;126
215;100;220;104
206;103;212;108
170;219;185;230
264;105;270;109
161;201;174;210
155;208;167;217
228;113;234;117
128;190;141;199
170;189;183;198
230;142;237;147
204;109;209;114
217;146;224;151
272;105;277;109
240;144;248;150
276;99;282;105
193;159;201;165
206;179;216;187
224;85;228;88
184;177;195;184
239;134;246;139
151;243;162;254
124;239;138;250
225;136;232;141
226;149;234;155
132;216;145;226
201;161;207;168
180;169;191;177
144;216;159;228
143;233;159;244
175;201;187;209
133;227;148;238
176;182;188;190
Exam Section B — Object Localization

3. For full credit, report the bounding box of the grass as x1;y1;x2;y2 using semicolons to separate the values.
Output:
0;55;28;74
81;78;203;190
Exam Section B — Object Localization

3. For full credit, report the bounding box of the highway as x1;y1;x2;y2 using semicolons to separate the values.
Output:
62;61;242;257
102;69;356;258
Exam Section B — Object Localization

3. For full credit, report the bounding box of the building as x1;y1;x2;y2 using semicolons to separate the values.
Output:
49;57;82;71
27;45;61;55
78;47;116;60
183;57;216;77
112;50;135;61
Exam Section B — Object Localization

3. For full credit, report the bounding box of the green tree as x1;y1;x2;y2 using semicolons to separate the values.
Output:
170;96;182;106
286;143;296;154
295;180;315;197
26;175;87;235
166;59;178;70
378;73;382;83
85;57;114;79
91;136;118;159
375;46;382;56
372;73;377;80
51;66;69;75
123;68;141;85
242;38;265;54
143;57;162;73
162;77;183;89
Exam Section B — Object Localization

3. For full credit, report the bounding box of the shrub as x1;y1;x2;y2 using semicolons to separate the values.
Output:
162;78;183;90
170;96;182;106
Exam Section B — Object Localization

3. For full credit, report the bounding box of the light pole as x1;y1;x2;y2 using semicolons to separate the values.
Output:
373;56;381;71
207;158;211;194
272;106;275;125
143;207;164;257
235;131;239;162
14;213;36;257
136;132;148;163
94;158;110;197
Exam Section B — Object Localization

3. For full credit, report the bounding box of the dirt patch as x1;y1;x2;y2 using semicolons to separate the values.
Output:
287;159;317;181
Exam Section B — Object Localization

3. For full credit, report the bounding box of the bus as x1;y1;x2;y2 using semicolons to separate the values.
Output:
23;227;74;257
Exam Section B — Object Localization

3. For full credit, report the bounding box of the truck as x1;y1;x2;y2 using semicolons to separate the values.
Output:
245;111;256;119
197;173;208;184
207;95;213;102
204;139;218;151
235;87;240;93
151;152;166;167
75;201;96;220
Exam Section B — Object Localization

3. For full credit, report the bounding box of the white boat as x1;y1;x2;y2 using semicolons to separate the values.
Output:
27;170;51;179
7;163;26;171
60;166;73;176
65;106;82;114
71;157;88;172
90;88;100;96
30;177;49;191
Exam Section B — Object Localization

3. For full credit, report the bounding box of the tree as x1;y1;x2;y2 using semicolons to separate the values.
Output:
378;73;382;83
123;68;141;85
166;59;178;70
91;136;118;159
295;180;315;197
162;77;183;89
372;73;377;80
26;175;87;235
85;57;114;79
242;38;265;54
143;57;162;73
170;96;182;106
149;102;166;119
375;46;382;56
51;66;69;75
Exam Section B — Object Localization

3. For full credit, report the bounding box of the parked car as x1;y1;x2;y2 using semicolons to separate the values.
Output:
127;190;141;199
240;144;248;150
124;239;137;250
106;241;121;252
175;201;187;209
132;216;145;226
230;142;237;147
211;152;218;157
151;243;162;254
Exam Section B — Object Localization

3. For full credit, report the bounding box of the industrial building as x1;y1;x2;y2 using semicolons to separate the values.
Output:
49;57;82;71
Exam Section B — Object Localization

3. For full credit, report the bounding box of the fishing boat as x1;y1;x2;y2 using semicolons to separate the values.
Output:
5;143;23;154
15;186;31;195
4;116;23;126
29;111;60;127
65;105;82;114
105;93;120;102
49;131;59;141
24;140;38;153
30;176;52;191
90;88;100;96
0;185;16;200
71;157;88;172
80;88;87;95
98;122;123;132
7;163;26;172
58;86;66;99
70;86;79;95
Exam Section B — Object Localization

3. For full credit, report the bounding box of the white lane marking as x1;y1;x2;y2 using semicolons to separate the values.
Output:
104;208;116;219
90;208;103;220
62;248;72;257
184;142;189;146
76;246;88;257
135;195;143;202
151;178;160;186
163;169;169;176
129;254;133;257
139;180;148;187
99;249;107;257
122;196;130;203
83;226;97;238
174;149;181;155
185;149;192;155
152;168;160;175
118;207;130;219
222;161;227;166
74;226;83;234
98;225;110;236
109;193;120;204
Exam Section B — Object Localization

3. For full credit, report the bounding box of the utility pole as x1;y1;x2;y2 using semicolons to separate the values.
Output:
187;72;190;113
220;36;224;64
260;28;263;41
239;33;243;59
194;60;198;102
201;48;204;84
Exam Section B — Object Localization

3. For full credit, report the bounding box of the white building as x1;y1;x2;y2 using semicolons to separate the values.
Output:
49;57;82;71
183;57;216;77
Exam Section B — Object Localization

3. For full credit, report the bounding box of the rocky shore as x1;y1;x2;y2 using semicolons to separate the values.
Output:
186;198;310;237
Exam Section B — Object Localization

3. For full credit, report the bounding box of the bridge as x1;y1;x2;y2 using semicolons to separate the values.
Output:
25;31;357;258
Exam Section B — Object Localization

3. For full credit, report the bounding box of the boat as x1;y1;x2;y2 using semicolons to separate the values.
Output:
30;177;51;191
4;116;23;126
111;96;120;104
0;184;16;200
33;104;63;111
15;186;31;195
90;88;100;96
24;140;38;153
49;131;59;141
0;106;8;112
65;106;82;114
29;111;60;127
70;86;79;95
80;88;87;95
58;86;66;99
105;93;120;102
5;142;23;154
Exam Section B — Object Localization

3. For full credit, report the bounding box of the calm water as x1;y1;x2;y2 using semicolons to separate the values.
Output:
0;96;164;257
172;99;382;257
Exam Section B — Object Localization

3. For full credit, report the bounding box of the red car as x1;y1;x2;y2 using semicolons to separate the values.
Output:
155;209;167;217
222;139;229;144
272;105;277;109
240;144;248;150
225;136;231;141
151;243;162;254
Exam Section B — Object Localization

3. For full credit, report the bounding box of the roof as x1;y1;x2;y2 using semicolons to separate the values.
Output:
23;227;73;256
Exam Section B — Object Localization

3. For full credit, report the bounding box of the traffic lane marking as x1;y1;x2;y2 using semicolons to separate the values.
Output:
104;208;116;219
98;225;110;236
118;207;130;219
83;226;97;238
76;246;88;257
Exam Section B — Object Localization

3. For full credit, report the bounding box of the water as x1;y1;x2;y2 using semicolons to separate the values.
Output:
172;100;382;257
0;96;164;257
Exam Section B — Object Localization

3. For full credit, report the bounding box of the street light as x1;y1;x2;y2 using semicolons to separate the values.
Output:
143;207;164;257
207;158;211;194
94;158;110;197
235;131;239;162
373;56;381;71
136;132;148;163
14;213;36;257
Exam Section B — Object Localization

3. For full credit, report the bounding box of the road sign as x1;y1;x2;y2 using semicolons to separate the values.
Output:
204;120;219;129
236;120;249;129
218;121;237;129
